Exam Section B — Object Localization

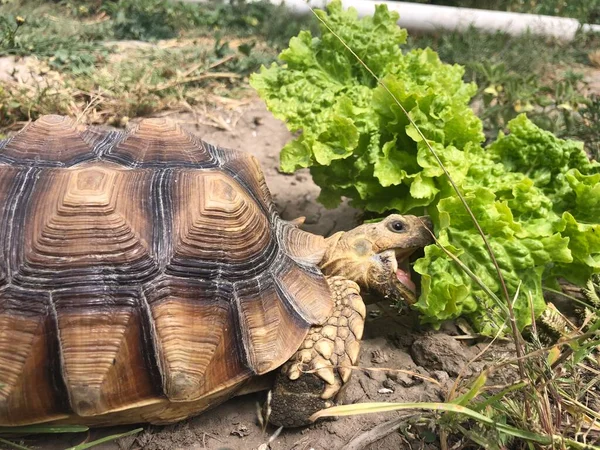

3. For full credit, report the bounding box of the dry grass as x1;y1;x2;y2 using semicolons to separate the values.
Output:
0;37;272;133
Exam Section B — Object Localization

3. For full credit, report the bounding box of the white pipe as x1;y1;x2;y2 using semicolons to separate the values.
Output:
257;0;600;42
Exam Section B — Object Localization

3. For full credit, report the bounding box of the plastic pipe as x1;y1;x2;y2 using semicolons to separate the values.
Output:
261;0;600;42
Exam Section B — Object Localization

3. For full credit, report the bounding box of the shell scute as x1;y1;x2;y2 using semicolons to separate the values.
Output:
102;118;218;168
0;287;68;425
143;277;248;402
53;287;159;416
0;115;107;166
217;149;276;217
13;163;158;289
168;170;273;273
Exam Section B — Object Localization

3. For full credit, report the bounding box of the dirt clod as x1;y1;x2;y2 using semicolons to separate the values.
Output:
411;333;475;377
371;348;389;364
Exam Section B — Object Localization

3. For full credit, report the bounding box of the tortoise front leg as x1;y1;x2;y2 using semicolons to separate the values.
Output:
269;276;365;427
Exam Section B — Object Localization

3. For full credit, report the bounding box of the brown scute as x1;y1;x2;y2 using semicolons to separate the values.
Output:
104;117;218;167
0;116;332;426
0;288;68;425
234;276;311;375
14;162;157;288
278;221;327;266
0;115;107;166
169;171;273;272
217;149;276;216
275;263;333;326
144;277;248;402
53;288;158;416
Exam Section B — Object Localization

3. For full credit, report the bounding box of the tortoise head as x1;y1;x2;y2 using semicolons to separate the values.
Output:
319;215;433;305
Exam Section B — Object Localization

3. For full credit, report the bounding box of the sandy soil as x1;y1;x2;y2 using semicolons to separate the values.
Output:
1;100;518;450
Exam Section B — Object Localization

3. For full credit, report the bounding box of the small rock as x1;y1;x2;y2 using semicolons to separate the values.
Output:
392;371;415;387
378;388;394;394
438;321;461;336
368;309;382;319
304;213;320;225
382;378;395;389
230;424;250;437
383;350;424;387
432;370;450;385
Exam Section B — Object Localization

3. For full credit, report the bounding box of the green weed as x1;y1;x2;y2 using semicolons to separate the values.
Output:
0;425;142;450
0;70;74;129
100;0;204;41
0;9;110;74
573;94;600;160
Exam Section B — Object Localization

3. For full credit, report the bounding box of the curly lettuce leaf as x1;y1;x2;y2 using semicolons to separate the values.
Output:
414;184;572;332
487;114;599;210
251;0;482;213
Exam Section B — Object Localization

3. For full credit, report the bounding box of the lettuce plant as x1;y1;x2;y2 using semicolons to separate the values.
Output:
250;1;600;334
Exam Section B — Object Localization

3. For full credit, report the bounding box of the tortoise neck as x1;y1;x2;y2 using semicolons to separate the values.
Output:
278;219;328;266
319;232;347;276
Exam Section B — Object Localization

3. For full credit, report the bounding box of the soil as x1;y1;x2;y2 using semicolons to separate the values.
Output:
1;100;516;450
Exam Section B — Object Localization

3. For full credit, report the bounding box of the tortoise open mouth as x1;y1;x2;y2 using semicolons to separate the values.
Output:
392;247;422;304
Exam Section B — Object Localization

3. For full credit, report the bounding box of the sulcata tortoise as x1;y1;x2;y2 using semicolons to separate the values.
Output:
0;116;432;428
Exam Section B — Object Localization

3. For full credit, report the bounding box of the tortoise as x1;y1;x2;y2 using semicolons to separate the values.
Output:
0;115;432;428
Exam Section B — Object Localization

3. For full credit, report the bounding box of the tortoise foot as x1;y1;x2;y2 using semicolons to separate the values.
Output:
269;277;365;427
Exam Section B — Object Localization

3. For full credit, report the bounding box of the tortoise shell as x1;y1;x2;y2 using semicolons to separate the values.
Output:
0;116;332;426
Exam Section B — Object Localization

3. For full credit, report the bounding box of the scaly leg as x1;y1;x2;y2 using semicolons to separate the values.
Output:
269;276;365;427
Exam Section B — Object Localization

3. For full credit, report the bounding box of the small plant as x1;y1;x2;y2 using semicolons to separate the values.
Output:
0;425;143;450
0;10;110;74
0;70;74;128
0;14;24;49
101;0;200;41
0;0;290;131
573;94;600;161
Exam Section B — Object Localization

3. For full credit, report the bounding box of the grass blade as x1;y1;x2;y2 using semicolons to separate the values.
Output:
451;370;488;406
0;425;88;435
310;401;555;444
66;427;143;450
0;437;33;450
310;401;493;422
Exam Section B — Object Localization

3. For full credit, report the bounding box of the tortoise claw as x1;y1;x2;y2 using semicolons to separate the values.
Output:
269;277;366;427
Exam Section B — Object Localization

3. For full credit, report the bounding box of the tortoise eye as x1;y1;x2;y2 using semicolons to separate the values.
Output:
389;220;405;233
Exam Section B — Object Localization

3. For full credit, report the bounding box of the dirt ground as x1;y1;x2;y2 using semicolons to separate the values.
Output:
0;100;519;450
